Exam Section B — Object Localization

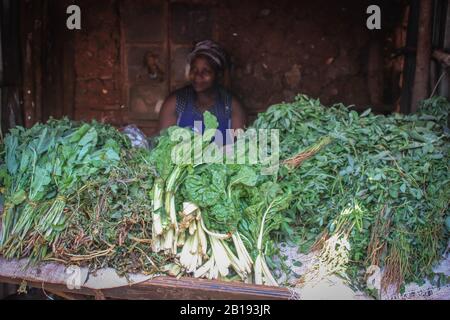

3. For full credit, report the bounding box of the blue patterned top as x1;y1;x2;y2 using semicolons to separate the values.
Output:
175;85;233;145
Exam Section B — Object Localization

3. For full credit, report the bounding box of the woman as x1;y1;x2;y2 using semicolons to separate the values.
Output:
158;40;246;145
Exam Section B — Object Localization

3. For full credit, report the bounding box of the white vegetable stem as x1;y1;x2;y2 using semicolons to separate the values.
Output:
221;239;248;280
254;254;263;285
194;257;214;278
257;200;275;251
232;232;253;274
165;194;178;230
197;220;208;256
152;180;164;237
168;200;276;285
199;212;231;240
209;236;230;277
182;202;199;216
260;254;278;286
254;199;279;286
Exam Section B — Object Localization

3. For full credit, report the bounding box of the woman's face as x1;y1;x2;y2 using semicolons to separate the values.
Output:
189;56;217;93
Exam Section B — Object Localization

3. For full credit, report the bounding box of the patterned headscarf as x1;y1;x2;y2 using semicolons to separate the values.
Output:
187;40;229;73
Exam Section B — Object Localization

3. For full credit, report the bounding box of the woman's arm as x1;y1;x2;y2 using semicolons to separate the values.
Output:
231;97;246;130
158;94;178;132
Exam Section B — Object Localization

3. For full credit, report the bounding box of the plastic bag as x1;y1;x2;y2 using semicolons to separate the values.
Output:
121;125;150;149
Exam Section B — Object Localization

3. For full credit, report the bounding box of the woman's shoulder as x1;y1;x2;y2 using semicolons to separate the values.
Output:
163;85;190;103
167;85;193;113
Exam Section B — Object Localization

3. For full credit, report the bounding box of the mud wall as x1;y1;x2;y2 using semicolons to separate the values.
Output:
69;0;405;135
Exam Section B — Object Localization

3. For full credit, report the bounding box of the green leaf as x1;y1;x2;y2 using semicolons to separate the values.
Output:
69;124;91;143
29;167;52;200
400;183;407;193
229;166;258;188
360;109;372;118
204;111;219;131
78;127;98;147
11;189;27;205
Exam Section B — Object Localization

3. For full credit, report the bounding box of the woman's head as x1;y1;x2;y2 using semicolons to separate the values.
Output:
187;40;228;93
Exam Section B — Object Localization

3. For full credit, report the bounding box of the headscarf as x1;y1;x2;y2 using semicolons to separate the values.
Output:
186;40;229;73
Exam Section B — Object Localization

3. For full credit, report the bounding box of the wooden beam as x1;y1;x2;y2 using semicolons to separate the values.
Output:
411;0;433;113
433;50;450;67
0;274;292;300
32;0;44;123
368;39;384;107
62;31;76;119
400;0;420;114
1;1;25;131
0;257;292;300
44;288;87;300
21;0;36;128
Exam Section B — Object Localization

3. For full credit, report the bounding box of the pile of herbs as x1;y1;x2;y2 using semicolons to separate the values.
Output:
0;115;322;284
0;94;448;294
253;95;450;294
0;119;166;274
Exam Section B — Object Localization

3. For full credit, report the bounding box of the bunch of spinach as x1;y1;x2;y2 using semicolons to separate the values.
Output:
0;119;129;262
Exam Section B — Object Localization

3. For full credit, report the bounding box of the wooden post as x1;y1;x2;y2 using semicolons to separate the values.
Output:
61;0;75;120
1;0;24;131
368;39;384;107
21;0;36;128
411;0;433;113
32;0;44;124
20;0;46;127
433;50;450;67
400;0;420;114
